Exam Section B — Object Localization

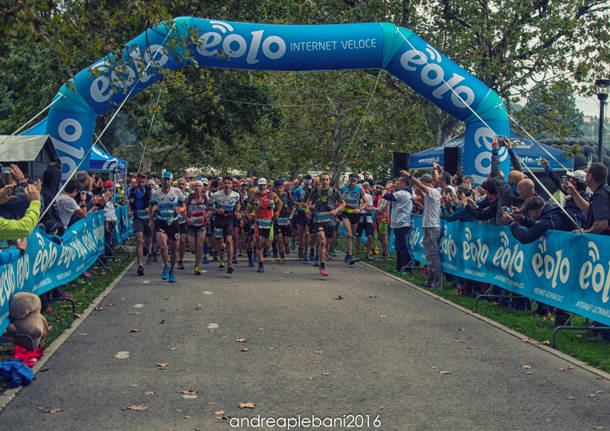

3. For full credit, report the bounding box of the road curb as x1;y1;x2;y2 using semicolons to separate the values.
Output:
358;259;610;381
0;259;136;412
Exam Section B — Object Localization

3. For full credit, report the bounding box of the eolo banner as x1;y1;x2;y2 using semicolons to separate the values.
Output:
30;18;510;184
408;216;610;326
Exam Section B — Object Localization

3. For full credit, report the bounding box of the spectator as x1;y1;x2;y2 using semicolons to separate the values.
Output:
567;162;610;235
490;136;524;225
466;179;498;223
404;170;442;289
0;183;41;240
103;181;118;259
56;180;87;230
383;175;413;272
373;182;390;259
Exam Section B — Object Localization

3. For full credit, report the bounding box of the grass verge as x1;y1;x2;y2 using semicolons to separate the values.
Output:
338;237;610;373
0;249;134;392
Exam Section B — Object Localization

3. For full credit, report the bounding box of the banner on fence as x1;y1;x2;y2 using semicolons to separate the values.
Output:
0;206;133;336
406;215;610;326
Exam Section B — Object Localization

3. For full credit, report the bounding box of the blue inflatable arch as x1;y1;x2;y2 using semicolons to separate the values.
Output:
40;18;510;182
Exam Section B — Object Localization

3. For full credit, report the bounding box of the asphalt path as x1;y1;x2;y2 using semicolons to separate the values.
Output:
0;254;608;431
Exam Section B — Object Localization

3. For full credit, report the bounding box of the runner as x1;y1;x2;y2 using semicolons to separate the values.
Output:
247;178;281;272
150;171;185;283
243;185;258;267
293;174;313;260
185;180;208;275
373;182;390;260
275;179;296;264
176;178;189;270
208;176;241;274
341;173;363;265
128;173;152;276
307;172;345;276
354;182;376;260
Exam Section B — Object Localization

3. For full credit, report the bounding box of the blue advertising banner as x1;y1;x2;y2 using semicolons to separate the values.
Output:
114;205;134;245
0;206;133;337
406;215;610;326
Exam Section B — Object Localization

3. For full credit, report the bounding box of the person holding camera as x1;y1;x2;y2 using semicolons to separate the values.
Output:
0;181;41;240
490;136;525;225
56;180;88;230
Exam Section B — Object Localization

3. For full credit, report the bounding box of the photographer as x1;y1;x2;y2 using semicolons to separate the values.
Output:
0;182;41;240
491;136;525;225
56;180;88;230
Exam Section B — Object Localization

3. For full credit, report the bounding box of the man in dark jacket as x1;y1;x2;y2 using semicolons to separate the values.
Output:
503;196;572;244
491;136;524;225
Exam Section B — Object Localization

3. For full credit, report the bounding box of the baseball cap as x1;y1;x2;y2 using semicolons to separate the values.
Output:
104;180;114;189
348;173;358;181
303;174;312;184
258;177;267;185
566;170;586;185
202;177;209;185
163;171;173;179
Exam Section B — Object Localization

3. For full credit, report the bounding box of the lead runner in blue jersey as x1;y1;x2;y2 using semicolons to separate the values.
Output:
151;171;185;283
128;173;153;276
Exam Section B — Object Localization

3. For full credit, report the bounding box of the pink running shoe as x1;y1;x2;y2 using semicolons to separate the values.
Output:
320;267;329;276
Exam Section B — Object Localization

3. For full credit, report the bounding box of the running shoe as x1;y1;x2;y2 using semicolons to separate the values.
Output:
178;261;185;270
330;251;336;257
248;260;254;267
194;265;201;275
320;267;328;276
309;249;315;261
257;263;264;273
298;248;304;259
344;254;351;264
232;257;238;264
273;250;278;259
202;256;209;264
161;265;170;280
349;256;355;265
313;257;319;267
227;266;234;274
279;257;286;264
219;261;225;269
137;265;144;276
169;270;176;283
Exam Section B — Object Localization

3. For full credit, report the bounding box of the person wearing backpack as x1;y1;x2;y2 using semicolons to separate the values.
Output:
307;172;345;276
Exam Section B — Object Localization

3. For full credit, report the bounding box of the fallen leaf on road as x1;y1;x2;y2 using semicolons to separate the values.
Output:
95;306;105;312
526;371;534;375
195;304;202;310
466;346;476;350
182;390;198;395
596;376;603;380
169;347;177;351
239;402;255;409
440;371;452;374
157;363;168;368
268;347;275;350
241;348;249;352
128;384;139;387
588;394;598;398
129;328;139;333
159;320;165;324
129;312;140;315
335;295;343;300
259;328;265;331
214;410;225;415
236;338;247;343
176;409;184;412
567;396;576;400
454;340;464;343
321;372;330;376
596;390;604;394
284;271;293;274
128;405;149;411
542;340;551;345
39;406;63;414
369;295;377;299
184;415;191;419
593;426;604;430
559;367;569;371
521;365;532;369
314;350;324;354
73;313;83;318
144;391;155;396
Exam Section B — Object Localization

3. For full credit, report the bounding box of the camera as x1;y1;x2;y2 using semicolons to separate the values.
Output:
1;166;10;175
504;207;513;214
496;135;507;146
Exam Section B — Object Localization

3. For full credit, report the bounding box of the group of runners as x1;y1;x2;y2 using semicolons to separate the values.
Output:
127;171;390;282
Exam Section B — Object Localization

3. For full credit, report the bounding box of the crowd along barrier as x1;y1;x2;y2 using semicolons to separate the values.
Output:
0;206;133;336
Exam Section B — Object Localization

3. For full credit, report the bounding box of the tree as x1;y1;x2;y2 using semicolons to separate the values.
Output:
514;81;585;140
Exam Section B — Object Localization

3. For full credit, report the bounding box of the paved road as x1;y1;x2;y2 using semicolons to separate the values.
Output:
0;255;608;430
